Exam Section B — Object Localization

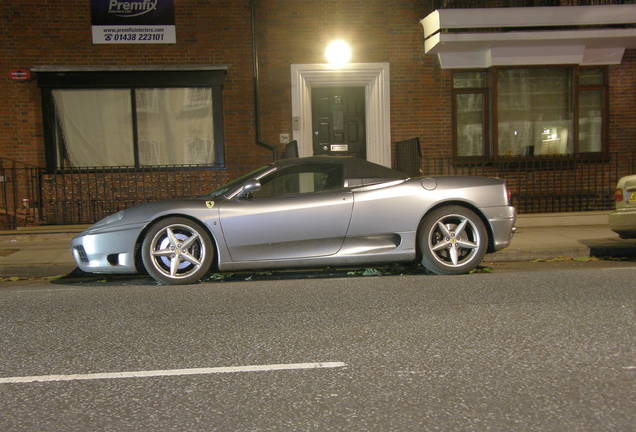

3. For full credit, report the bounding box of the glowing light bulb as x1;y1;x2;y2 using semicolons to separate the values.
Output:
325;40;352;66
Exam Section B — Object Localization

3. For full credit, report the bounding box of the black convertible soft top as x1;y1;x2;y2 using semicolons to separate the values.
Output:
276;156;408;184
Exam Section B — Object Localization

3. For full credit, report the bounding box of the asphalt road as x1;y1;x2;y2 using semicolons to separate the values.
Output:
1;262;635;431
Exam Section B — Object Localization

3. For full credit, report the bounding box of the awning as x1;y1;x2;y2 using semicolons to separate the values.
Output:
421;5;636;69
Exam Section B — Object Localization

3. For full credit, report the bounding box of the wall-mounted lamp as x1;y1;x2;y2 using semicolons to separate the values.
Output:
325;40;351;66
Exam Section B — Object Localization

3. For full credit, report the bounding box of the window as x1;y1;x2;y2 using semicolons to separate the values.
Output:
452;67;607;158
135;88;214;166
453;71;488;157
253;164;344;199
498;68;573;157
578;69;606;153
39;70;225;170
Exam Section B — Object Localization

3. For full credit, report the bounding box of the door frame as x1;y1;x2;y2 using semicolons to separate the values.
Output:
291;63;391;167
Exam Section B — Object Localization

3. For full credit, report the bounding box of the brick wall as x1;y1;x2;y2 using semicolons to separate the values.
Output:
609;49;636;154
40;168;230;225
1;1;635;226
255;1;636;160
255;0;453;160
1;0;269;179
3;1;635;171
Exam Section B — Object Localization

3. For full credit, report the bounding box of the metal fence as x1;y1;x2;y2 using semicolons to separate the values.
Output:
2;154;635;229
419;154;636;213
0;159;42;230
0;160;230;229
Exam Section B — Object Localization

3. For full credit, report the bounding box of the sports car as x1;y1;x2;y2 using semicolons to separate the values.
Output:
71;156;516;284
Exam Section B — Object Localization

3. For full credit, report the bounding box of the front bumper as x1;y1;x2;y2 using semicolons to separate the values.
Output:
483;205;516;252
71;224;144;274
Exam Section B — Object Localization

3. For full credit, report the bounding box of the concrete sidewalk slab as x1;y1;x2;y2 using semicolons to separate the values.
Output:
514;211;609;228
1;232;77;278
486;225;621;262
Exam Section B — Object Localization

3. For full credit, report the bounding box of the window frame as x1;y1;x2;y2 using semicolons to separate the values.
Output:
251;163;345;199
451;69;490;160
452;65;608;162
575;67;608;156
38;70;226;172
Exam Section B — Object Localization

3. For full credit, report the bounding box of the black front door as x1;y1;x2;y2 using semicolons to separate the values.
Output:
311;87;366;159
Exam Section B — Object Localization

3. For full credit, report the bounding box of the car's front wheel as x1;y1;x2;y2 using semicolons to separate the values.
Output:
419;205;488;275
141;217;213;285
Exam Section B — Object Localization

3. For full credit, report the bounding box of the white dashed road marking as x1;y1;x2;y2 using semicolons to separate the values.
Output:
0;362;347;384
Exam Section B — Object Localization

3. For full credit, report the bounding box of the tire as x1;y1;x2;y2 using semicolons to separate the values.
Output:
419;205;488;275
141;217;214;285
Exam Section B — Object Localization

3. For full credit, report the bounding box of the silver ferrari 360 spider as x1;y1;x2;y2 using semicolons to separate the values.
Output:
72;156;515;284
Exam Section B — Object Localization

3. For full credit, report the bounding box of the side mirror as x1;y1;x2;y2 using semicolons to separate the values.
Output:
240;179;261;198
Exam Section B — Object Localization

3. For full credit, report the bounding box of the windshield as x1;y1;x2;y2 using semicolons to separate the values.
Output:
204;165;273;198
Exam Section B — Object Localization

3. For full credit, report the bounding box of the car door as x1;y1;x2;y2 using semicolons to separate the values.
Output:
219;163;353;261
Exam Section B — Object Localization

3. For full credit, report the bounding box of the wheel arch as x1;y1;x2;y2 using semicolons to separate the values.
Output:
416;200;495;256
134;213;220;274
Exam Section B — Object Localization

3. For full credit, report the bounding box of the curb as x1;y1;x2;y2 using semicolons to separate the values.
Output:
485;246;591;262
0;213;632;279
0;243;624;280
0;263;77;279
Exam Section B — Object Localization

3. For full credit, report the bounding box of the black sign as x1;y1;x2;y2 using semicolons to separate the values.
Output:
91;0;176;44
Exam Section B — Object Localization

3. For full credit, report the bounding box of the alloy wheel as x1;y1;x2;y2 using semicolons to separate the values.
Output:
148;223;207;280
427;213;481;268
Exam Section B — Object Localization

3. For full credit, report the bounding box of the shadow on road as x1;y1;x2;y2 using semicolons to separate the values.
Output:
583;237;636;258
51;263;434;286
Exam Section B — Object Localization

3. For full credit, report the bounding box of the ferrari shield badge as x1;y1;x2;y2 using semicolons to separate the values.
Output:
205;201;215;209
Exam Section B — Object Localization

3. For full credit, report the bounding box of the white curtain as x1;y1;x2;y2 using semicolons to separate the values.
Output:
497;69;573;156
579;90;603;153
136;88;214;166
456;93;484;157
53;89;135;167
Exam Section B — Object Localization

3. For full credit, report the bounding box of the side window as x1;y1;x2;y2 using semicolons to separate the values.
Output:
254;164;343;199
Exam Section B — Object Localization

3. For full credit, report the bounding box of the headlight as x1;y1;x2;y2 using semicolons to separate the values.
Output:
92;211;125;228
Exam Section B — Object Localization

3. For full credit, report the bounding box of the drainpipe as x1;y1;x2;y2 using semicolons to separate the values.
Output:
250;0;277;162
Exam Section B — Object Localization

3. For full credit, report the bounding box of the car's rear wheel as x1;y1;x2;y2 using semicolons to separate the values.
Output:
419;205;487;275
141;217;213;285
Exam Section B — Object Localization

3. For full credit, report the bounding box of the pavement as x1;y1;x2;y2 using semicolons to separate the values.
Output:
1;211;635;279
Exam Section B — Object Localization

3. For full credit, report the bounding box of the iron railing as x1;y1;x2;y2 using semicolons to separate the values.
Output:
419;154;636;213
0;159;42;230
2;154;635;228
0;162;230;229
